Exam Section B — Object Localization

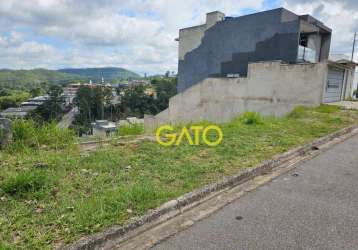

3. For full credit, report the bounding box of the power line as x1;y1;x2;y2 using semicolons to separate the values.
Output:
351;32;357;62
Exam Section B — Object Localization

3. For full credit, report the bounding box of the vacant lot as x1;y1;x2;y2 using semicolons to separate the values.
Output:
0;105;357;249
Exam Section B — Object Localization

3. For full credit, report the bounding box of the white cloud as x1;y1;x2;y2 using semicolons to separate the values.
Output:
0;0;266;74
283;0;358;60
1;0;356;74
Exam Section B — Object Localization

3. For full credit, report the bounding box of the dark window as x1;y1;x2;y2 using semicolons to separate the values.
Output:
300;35;308;47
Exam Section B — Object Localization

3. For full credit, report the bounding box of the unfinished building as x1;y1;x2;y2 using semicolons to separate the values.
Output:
145;8;356;130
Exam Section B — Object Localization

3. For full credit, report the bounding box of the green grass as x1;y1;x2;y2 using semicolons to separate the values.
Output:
1;170;52;198
238;112;263;125
314;104;341;113
116;123;144;136
0;106;357;249
6;120;77;153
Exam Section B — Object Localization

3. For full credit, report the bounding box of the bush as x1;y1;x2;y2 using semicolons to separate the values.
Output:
12;119;37;146
117;123;144;136
1;170;48;197
239;112;263;125
288;106;306;118
0;91;30;111
8;120;76;151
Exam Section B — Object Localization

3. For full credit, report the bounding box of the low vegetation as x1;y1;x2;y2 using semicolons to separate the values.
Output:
238;111;263;125
0;67;141;91
1;169;51;198
116;123;144;136
0;105;357;249
72;77;177;135
7;120;76;152
0;69;80;91
0;91;31;111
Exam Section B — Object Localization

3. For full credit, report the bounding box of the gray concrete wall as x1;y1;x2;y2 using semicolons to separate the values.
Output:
353;74;358;97
145;61;328;131
0;118;12;149
344;68;356;99
178;8;331;93
178;11;225;61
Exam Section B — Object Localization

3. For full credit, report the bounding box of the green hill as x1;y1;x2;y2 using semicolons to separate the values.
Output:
0;69;82;90
58;67;141;82
0;67;141;90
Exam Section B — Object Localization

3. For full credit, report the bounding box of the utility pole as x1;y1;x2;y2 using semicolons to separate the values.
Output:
351;32;357;62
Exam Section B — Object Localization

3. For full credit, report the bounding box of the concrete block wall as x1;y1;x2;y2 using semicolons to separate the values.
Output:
145;61;327;131
344;68;355;99
177;8;331;93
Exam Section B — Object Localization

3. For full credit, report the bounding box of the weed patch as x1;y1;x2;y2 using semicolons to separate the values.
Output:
288;106;306;118
1;170;50;198
117;123;144;136
314;105;340;113
6;120;76;152
0;106;357;248
238;112;263;125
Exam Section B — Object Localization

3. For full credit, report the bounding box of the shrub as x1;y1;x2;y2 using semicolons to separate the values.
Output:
288;106;306;118
1;170;48;197
239;112;263;125
0;91;30;111
8;119;76;151
36;121;76;149
117;123;144;136
11;119;37;146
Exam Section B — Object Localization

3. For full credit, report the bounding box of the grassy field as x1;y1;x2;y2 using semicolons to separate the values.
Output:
0;105;357;249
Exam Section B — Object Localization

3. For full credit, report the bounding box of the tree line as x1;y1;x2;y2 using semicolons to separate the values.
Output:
72;77;177;135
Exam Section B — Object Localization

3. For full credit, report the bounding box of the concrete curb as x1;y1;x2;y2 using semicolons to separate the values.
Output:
65;124;358;250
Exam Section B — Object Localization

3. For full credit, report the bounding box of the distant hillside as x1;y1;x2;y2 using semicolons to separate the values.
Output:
0;69;82;90
58;67;141;82
0;67;141;90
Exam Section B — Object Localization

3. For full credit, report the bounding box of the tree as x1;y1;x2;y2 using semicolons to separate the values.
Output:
0;91;31;111
30;87;44;97
92;85;112;120
29;85;64;122
72;85;114;135
151;77;177;111
120;85;158;118
0;89;11;97
74;86;94;124
47;85;64;120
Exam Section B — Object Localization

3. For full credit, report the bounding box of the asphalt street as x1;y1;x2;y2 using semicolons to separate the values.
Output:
152;134;358;250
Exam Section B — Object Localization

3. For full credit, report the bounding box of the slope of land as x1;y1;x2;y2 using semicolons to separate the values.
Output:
0;69;82;90
0;106;357;249
0;67;141;90
58;67;141;82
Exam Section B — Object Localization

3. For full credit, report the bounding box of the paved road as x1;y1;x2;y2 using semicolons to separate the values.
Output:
57;107;77;128
152;134;358;250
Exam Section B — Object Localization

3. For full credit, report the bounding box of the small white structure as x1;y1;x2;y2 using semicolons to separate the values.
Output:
92;120;117;137
117;117;144;127
126;117;144;124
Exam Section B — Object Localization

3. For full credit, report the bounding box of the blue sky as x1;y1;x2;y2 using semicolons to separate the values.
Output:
0;0;357;75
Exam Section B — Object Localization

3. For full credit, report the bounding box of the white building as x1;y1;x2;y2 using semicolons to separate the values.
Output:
91;120;117;137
